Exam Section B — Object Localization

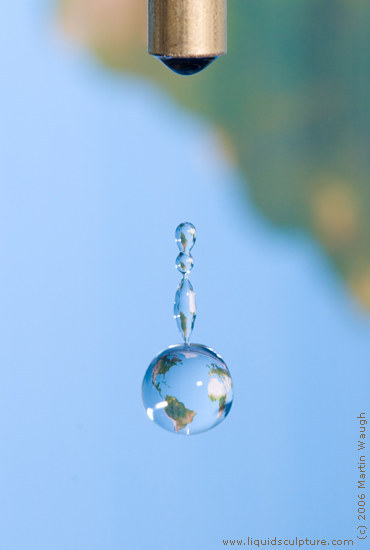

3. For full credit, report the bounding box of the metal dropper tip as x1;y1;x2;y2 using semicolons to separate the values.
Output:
148;0;227;76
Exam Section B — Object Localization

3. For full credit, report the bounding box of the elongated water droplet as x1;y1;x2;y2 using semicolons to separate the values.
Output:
175;222;196;253
174;277;196;343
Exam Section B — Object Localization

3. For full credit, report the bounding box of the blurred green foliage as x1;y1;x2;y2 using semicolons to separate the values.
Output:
60;0;370;306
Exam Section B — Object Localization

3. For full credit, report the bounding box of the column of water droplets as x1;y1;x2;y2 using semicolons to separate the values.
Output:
174;222;197;344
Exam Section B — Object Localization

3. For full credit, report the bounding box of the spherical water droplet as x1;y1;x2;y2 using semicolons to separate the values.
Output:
175;252;194;274
175;222;196;253
142;344;233;435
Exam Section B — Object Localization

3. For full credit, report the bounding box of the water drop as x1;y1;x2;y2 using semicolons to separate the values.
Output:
158;57;217;76
174;277;196;343
175;222;196;253
175;252;194;274
142;222;233;435
142;344;233;435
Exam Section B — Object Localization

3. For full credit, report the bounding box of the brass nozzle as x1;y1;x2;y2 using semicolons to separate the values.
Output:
148;0;227;75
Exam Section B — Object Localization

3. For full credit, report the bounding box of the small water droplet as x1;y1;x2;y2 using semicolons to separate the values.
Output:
175;222;196;253
175;252;194;274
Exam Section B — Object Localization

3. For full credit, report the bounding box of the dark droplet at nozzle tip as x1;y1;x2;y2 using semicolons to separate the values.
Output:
157;56;217;76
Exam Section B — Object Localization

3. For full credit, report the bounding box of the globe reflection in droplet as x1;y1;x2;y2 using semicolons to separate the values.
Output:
142;344;233;435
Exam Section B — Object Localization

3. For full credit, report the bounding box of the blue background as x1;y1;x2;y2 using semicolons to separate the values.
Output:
0;3;369;549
